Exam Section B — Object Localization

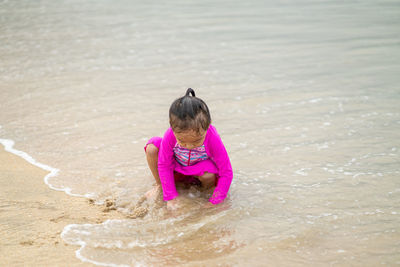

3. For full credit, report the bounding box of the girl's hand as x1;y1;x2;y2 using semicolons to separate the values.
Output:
167;197;181;210
203;202;214;209
145;184;162;201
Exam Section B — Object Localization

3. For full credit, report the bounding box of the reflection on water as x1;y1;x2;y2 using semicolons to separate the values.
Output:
1;0;400;266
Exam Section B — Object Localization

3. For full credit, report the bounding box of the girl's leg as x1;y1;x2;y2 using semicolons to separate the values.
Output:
145;144;160;184
197;172;216;189
145;144;162;200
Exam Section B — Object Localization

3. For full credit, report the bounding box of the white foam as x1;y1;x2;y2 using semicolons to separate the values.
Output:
0;136;91;198
61;211;228;266
61;224;132;267
309;98;322;103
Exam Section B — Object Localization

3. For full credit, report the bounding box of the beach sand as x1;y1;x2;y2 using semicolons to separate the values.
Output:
0;147;124;266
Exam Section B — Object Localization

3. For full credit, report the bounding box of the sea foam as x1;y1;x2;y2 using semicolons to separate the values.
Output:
0;135;92;198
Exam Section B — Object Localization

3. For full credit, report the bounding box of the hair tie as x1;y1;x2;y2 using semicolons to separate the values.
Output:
185;88;196;97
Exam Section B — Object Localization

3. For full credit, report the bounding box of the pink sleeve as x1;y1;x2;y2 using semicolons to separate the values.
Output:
158;128;178;201
207;126;233;205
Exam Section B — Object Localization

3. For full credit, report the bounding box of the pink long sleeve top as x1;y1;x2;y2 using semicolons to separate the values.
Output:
158;125;233;205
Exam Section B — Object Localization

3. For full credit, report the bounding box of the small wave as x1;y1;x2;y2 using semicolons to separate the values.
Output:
0;134;92;198
62;209;228;249
60;207;233;266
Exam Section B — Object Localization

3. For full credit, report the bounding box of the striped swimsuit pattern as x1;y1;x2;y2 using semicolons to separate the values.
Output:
173;143;209;166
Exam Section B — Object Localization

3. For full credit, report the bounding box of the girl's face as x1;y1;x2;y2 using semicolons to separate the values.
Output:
174;129;206;149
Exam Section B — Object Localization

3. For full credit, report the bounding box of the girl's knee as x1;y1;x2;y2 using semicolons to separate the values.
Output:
198;172;216;182
198;172;216;189
146;144;159;157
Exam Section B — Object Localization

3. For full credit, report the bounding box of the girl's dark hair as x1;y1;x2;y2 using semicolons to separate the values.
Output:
169;88;211;133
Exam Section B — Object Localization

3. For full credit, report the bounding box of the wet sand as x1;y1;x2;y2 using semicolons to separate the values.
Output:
0;147;124;266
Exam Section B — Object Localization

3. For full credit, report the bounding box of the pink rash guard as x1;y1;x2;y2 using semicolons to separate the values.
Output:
157;125;233;205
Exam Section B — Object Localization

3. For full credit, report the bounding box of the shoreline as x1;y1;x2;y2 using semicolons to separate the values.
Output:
0;142;124;266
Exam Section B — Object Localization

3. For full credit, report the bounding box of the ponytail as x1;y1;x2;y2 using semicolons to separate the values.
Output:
185;88;195;97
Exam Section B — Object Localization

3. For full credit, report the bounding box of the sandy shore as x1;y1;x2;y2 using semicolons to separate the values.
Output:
0;146;124;266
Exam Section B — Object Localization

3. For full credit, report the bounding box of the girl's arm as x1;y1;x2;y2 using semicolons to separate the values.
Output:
158;128;178;201
207;126;233;205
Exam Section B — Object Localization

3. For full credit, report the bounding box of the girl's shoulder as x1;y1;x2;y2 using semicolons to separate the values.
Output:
204;125;228;156
164;127;175;135
205;124;221;142
208;124;216;131
162;127;176;142
207;124;217;133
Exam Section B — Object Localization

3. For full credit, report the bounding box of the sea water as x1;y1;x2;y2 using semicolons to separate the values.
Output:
1;0;399;266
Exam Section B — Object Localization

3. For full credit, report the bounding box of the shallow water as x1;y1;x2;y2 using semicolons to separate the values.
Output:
1;0;400;266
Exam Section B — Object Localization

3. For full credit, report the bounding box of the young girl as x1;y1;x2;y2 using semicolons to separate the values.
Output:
144;88;233;208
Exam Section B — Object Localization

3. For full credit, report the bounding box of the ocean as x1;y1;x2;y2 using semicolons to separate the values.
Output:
1;0;399;265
